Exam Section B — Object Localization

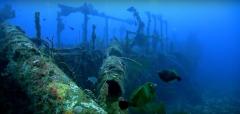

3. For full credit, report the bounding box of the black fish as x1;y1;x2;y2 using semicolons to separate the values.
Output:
69;26;74;30
158;70;181;83
119;99;129;110
127;6;136;12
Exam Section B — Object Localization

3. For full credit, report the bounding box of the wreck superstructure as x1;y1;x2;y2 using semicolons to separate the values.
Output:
0;2;203;114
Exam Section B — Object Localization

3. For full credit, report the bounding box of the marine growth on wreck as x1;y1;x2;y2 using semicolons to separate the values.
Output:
0;1;239;114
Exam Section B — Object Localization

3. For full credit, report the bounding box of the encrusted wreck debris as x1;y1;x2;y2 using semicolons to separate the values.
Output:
53;47;104;90
0;2;205;114
97;39;127;114
0;23;106;114
58;3;134;48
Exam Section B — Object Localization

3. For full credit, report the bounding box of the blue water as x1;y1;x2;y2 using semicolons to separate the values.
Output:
1;1;239;114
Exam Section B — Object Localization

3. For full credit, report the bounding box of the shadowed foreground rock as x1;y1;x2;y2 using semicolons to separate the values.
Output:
0;23;106;114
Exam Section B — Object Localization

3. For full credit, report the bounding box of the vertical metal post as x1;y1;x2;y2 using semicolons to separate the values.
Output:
164;20;168;53
104;18;109;47
82;13;88;47
35;11;41;46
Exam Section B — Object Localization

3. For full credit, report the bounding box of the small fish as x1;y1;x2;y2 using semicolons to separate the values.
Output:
69;26;74;31
87;76;97;85
119;82;157;110
127;6;136;12
158;69;181;83
42;18;46;21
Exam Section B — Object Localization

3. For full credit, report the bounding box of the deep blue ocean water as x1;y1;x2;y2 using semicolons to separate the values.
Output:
0;1;239;114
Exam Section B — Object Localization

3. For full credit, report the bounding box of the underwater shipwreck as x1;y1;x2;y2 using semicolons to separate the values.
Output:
0;2;239;114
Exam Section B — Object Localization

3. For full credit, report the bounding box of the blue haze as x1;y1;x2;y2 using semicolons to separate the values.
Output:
1;0;239;112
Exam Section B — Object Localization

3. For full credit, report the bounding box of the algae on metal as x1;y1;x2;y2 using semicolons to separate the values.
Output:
98;39;127;114
0;23;106;114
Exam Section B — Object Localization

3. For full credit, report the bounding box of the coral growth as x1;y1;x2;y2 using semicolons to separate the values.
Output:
0;24;107;114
